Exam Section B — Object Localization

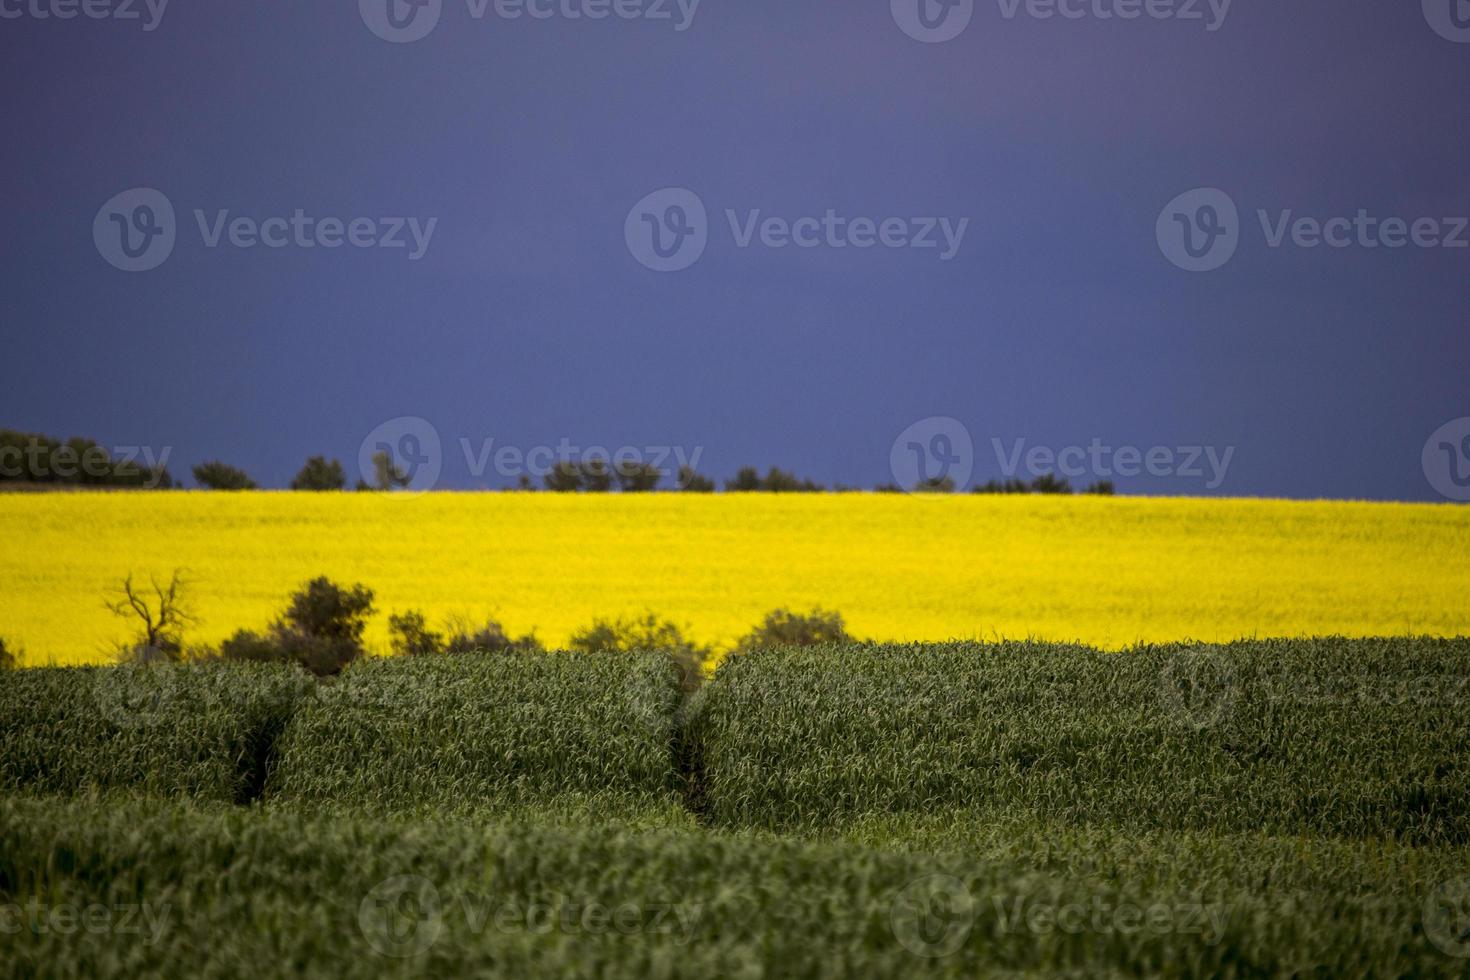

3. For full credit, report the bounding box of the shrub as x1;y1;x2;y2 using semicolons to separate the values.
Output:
544;460;583;492
615;461;661;492
690;638;1470;843
579;459;613;492
914;476;956;493
268;651;682;814
192;460;258;490
732;608;856;655
0;637;17;669
0;662;312;803
442;616;543;656
570;612;709;693
0;429;174;488
678;465;715;492
725;466;824;492
219;578;375;677
387;610;443;656
290;456;346;491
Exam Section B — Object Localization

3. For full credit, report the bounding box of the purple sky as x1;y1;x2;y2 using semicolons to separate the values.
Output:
2;0;1467;498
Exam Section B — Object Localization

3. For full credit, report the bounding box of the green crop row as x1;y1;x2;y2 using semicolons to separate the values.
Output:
0;663;311;804
4;638;1468;843
265;650;686;820
688;638;1470;842
2;796;1466;979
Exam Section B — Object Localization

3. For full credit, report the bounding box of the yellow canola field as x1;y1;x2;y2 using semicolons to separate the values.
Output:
1;492;1467;666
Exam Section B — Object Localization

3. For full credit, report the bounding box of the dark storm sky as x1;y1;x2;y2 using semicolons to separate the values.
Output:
2;0;1467;499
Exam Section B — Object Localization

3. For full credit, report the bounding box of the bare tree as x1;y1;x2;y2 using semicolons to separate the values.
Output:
106;570;197;657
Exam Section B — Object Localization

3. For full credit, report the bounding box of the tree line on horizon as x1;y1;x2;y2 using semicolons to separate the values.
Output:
0;428;1116;496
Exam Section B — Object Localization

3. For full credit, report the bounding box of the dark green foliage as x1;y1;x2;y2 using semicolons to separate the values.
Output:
724;466;824;492
544;460;584;492
284;578;374;643
914;475;956;493
191;460;258;490
220;578;375;677
268;651;683;814
616;461;661;492
1;795;1464;979
0;636;18;669
289;455;346;491
691;638;1470;843
580;459;613;492
442;617;543;656
570;613;709;693
972;478;1032;493
0;429;173;488
388;610;443;657
972;476;1097;494
677;466;715;492
1029;473;1071;494
1085;480;1116;495
368;449;410;490
732;608;856;655
0;663;311;803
